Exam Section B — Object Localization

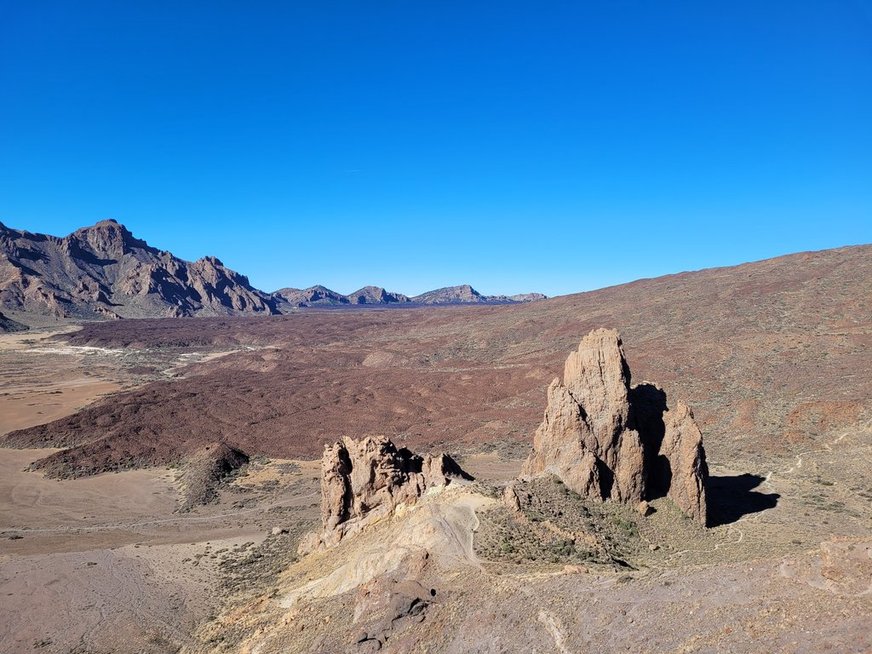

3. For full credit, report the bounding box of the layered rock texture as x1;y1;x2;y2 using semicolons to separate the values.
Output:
300;436;471;553
522;328;708;525
0;219;277;319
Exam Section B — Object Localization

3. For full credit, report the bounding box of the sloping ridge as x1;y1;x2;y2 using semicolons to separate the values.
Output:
0;310;27;332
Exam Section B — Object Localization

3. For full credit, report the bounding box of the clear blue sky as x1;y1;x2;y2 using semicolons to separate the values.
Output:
1;1;870;296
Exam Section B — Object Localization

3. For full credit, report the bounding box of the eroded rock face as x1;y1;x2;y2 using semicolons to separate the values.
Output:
300;436;472;553
522;328;709;525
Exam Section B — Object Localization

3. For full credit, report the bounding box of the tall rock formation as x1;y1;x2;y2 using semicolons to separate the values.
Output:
300;435;472;553
522;328;708;525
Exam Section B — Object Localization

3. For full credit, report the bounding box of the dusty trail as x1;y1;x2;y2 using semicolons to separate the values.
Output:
781;420;869;476
4;496;316;536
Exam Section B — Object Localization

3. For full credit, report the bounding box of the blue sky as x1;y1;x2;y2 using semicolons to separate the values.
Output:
1;1;870;296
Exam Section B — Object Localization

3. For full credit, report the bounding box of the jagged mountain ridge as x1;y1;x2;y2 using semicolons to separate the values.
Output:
0;220;545;319
0;219;277;319
409;284;546;305
273;282;544;308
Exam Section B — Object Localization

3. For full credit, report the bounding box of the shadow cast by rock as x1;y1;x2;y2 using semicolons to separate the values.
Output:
706;473;779;527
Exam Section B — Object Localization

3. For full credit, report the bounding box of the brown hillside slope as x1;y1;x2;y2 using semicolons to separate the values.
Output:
4;245;869;478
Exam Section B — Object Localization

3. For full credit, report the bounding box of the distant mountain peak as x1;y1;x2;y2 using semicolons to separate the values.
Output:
196;255;225;267
272;285;350;307
271;282;547;308
346;286;410;305
0;219;546;320
69;219;153;259
0;219;277;319
411;284;485;304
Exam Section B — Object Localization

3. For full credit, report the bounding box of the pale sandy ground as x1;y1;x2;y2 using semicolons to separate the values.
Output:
0;327;243;438
0;330;320;654
0;444;320;653
0;328;121;435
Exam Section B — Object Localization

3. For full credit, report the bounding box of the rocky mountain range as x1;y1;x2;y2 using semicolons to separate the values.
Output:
0;219;276;320
0;220;544;320
273;282;545;308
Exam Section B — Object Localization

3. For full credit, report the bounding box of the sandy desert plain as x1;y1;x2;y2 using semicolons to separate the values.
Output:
0;245;870;654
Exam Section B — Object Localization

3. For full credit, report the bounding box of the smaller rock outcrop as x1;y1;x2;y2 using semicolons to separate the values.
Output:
177;442;249;511
522;328;709;525
300;436;472;553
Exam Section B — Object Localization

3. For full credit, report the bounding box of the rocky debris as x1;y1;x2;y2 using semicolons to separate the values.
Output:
353;578;436;651
781;537;872;597
299;436;472;553
480;476;644;568
521;328;709;525
177;442;249;511
217;525;311;600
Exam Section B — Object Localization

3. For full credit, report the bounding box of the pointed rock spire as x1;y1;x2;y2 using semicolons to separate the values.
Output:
522;329;708;525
